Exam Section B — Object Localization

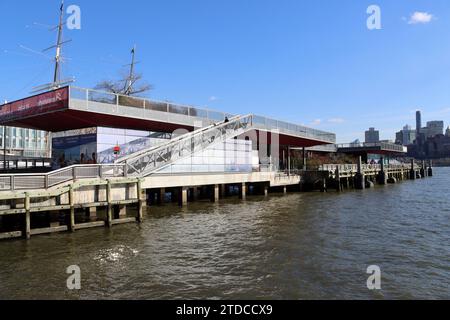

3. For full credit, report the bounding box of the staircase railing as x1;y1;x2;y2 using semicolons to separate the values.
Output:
115;115;241;164
0;164;126;192
120;114;254;177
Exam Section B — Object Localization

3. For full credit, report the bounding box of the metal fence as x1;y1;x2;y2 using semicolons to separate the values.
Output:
0;164;125;191
319;163;419;172
336;142;407;153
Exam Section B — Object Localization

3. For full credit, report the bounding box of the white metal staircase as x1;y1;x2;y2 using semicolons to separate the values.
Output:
116;114;254;177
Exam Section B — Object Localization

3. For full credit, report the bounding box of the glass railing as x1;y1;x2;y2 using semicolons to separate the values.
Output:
336;142;407;153
69;87;336;144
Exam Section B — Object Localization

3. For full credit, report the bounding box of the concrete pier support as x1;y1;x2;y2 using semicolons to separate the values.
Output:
180;187;189;206
239;183;247;200
420;161;426;178
49;212;60;228
114;205;127;219
24;194;31;240
213;185;220;202
137;180;145;223
377;157;387;185
428;161;433;177
220;184;226;199
158;188;166;205
335;166;342;192
354;156;365;190
387;176;397;184
264;185;269;197
69;186;75;232
106;182;113;228
283;186;287;194
85;207;97;222
410;159;416;180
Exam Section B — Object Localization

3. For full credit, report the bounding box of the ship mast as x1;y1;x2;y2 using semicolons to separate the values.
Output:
31;1;74;93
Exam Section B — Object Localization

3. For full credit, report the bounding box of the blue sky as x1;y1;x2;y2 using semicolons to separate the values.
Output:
1;0;449;142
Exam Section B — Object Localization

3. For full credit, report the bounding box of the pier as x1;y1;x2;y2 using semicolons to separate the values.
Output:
0;157;432;241
0;87;434;241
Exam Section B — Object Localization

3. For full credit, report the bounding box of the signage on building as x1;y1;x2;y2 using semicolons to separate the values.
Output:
53;133;97;150
0;87;69;121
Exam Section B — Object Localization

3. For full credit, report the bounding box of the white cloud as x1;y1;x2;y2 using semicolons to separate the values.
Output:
328;118;345;124
408;12;434;25
311;119;322;126
209;96;218;102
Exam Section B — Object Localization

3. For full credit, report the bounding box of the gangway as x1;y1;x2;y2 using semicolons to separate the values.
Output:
117;114;253;177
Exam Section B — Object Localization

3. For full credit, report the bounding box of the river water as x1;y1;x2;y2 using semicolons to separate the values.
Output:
0;168;449;300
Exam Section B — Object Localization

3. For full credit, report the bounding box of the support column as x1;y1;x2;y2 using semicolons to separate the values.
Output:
116;206;127;218
192;187;198;201
378;157;387;185
239;183;247;200
428;160;433;177
220;184;226;199
158;188;166;205
24;193;31;240
106;181;113;228
137;180;145;223
86;207;97;222
69;186;75;232
264;185;269;197
213;185;220;202
283;186;287;194
354;156;365;190
180;187;188;206
302;147;307;170
335;166;341;192
409;159;416;180
420;160;426;178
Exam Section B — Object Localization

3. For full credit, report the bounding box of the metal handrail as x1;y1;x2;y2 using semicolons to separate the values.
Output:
122;114;254;177
115;115;242;164
0;164;125;192
319;163;420;172
336;142;407;153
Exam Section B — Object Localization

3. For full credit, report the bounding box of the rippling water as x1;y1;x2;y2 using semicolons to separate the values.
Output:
0;168;449;300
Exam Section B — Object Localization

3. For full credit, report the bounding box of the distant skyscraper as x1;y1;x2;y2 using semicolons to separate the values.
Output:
416;110;422;135
365;127;380;144
446;126;450;137
426;121;444;137
395;125;416;146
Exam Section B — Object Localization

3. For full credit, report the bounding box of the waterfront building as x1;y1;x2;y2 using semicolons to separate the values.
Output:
365;128;380;144
426;121;444;138
0;124;51;171
416;110;422;135
0;86;336;174
395;125;416;146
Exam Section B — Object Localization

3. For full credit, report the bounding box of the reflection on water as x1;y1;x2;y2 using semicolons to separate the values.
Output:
0;168;449;300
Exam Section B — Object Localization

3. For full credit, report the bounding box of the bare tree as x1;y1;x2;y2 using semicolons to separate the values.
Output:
95;46;152;97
